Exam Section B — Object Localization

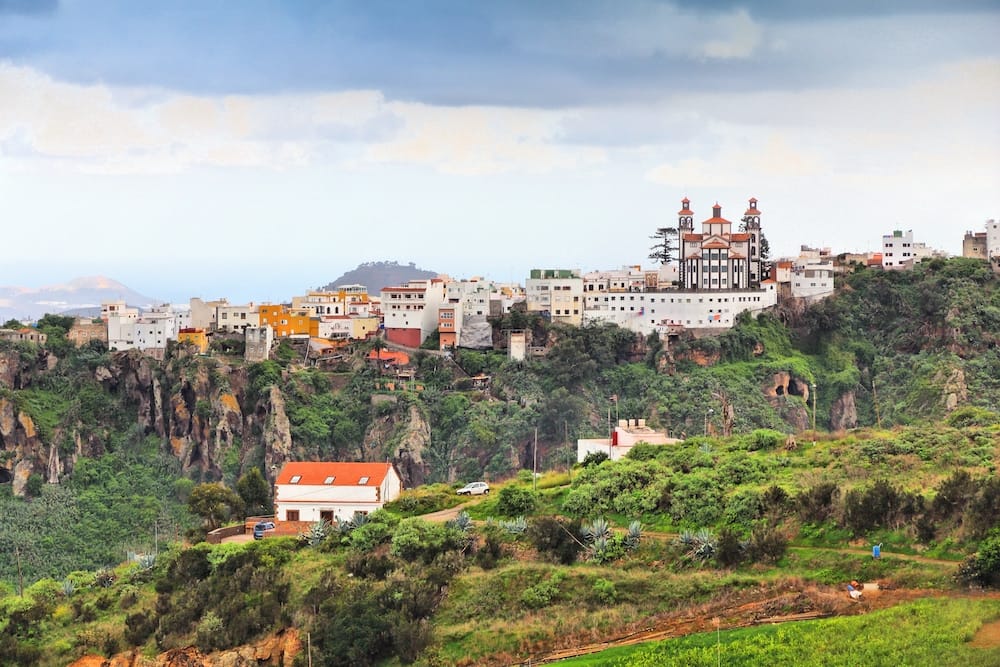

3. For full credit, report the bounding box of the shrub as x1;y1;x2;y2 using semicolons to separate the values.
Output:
714;527;745;568
124;611;157;645
795;482;840;524
496;486;538;517
580;451;609;468
745;429;785;451
390;519;465;564
945;406;1000;428
345;552;396;580
528;516;583;565
746;522;788;563
591;578;617;605
957;532;1000;589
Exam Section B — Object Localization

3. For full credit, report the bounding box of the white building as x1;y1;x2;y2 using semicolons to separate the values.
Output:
790;246;835;302
104;301;139;349
577;419;680;462
216;303;259;333
881;229;942;270
381;279;447;347
583;283;777;336
986;219;1000;260
526;269;584;326
108;305;177;355
273;462;403;523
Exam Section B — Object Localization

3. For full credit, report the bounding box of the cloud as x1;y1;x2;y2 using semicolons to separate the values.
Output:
1;2;995;108
0;64;605;176
366;102;605;175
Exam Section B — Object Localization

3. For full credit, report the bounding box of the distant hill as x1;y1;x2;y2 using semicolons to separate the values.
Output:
321;261;439;294
0;276;157;322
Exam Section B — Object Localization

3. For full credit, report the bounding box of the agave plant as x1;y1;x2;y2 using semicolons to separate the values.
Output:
300;520;331;547
61;578;75;597
447;510;474;532
499;516;528;535
624;520;643;550
581;517;612;544
350;511;370;528
136;553;157;571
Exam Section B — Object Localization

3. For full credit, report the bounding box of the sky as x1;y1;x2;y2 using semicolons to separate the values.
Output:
1;0;998;303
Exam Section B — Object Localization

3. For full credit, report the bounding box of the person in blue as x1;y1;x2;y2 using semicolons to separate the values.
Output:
873;542;882;559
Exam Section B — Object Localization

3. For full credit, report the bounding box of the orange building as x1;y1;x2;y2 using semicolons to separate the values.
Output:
176;328;209;353
258;305;313;338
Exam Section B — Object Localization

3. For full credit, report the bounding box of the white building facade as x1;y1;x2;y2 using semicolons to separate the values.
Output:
273;462;403;523
790;247;835;302
381;279;447;347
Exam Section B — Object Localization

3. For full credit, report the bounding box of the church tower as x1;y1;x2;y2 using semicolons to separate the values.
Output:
678;197;695;289
743;197;762;286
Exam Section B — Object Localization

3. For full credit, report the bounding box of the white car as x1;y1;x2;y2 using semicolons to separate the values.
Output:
457;481;490;496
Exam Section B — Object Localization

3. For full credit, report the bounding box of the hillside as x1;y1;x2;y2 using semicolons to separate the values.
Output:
0;257;999;664
320;260;439;293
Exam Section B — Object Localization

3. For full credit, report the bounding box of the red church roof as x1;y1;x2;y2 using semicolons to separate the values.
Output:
275;461;394;487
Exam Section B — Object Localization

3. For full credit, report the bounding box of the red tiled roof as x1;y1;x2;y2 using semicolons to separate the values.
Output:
682;233;704;242
275;461;394;486
701;216;731;225
730;233;750;241
367;349;409;365
729;253;746;259
703;241;729;249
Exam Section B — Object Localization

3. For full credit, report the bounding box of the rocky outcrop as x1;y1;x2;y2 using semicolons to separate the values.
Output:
829;391;858;431
938;366;968;413
70;628;301;667
391;404;431;487
764;372;811;401
258;386;293;482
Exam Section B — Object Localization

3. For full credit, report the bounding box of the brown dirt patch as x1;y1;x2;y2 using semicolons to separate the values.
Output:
527;581;943;665
970;618;1000;648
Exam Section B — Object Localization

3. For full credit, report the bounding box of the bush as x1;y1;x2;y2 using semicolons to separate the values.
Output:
795;482;839;524
580;451;609;468
956;531;1000;589
745;429;785;451
528;516;583;565
591;578;617;605
745;522;788;563
496;486;538;517
945;406;1000;428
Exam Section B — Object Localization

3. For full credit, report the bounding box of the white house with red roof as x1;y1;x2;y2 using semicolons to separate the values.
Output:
273;461;403;524
678;198;763;291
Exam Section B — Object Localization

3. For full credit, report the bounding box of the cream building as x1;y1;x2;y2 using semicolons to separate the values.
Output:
526;269;584;326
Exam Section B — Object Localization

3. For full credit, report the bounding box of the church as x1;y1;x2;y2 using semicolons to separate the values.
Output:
678;198;764;291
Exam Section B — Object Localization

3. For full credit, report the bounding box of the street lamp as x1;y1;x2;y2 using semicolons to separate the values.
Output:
704;408;714;436
810;382;817;432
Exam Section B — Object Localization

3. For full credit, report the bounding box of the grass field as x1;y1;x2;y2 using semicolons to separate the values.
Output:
556;597;1000;666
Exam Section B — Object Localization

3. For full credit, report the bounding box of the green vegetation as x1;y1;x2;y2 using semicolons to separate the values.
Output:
558;598;1000;666
0;258;998;664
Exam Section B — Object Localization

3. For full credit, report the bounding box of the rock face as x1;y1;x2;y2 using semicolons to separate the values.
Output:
69;628;301;667
829;391;858;431
938;367;968;413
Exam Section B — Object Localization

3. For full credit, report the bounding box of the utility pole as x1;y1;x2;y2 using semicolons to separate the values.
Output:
811;382;818;432
872;377;882;429
533;428;538;492
15;545;24;597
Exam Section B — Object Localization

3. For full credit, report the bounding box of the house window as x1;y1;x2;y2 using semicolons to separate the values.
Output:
320;510;334;523
324;476;335;484
358;476;370;484
286;510;300;521
290;475;302;484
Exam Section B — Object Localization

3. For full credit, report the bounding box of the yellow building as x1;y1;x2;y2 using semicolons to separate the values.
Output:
176;328;209;353
259;305;313;338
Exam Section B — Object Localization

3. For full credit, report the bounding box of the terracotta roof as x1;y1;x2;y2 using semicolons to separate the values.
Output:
367;349;409;365
703;241;729;249
701;216;732;225
729;253;746;259
730;233;750;241
682;233;704;242
275;461;394;486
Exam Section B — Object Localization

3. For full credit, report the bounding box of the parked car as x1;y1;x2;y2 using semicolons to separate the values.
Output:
456;481;490;496
253;521;276;540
